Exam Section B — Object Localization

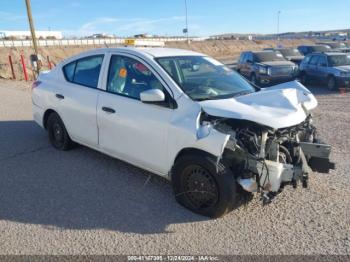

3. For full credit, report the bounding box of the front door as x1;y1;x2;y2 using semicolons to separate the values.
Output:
97;54;174;175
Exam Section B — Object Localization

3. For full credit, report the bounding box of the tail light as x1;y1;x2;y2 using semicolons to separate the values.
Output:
31;80;42;90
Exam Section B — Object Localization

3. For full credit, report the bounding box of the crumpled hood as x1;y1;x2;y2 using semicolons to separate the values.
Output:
334;65;350;72
199;81;318;129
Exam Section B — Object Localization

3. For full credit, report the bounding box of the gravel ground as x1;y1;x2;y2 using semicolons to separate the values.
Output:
0;79;349;255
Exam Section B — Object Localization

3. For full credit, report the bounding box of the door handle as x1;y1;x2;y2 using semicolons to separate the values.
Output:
102;106;116;114
55;94;64;99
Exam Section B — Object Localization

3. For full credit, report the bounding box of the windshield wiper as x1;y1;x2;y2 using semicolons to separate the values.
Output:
195;97;219;101
195;91;254;101
232;91;254;97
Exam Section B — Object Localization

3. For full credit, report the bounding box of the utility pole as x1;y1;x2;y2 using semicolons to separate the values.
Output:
184;0;189;44
25;0;38;56
277;10;281;46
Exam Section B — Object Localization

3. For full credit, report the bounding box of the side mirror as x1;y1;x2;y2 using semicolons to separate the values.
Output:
140;89;165;103
246;59;253;64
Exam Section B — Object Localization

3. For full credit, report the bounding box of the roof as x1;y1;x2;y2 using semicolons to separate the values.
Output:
275;48;295;50
310;52;347;56
136;48;205;57
252;50;275;54
298;44;330;47
78;47;205;58
325;52;349;56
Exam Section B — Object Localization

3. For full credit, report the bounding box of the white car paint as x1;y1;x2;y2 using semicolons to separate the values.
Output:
199;81;318;129
32;47;318;178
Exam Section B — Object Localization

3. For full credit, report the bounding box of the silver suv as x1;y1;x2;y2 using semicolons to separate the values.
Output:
299;52;350;90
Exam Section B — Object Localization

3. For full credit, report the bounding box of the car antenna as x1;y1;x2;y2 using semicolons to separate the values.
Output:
104;41;109;48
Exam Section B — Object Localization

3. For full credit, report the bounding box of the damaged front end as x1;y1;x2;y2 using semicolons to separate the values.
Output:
201;113;335;204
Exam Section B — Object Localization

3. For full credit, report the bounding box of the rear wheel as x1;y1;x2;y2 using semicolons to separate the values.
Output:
327;76;337;91
172;154;236;218
47;113;75;150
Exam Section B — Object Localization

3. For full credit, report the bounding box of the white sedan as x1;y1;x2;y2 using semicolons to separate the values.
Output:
32;47;334;218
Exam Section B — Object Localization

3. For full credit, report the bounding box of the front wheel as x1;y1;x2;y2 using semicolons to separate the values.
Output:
172;154;236;218
327;76;337;91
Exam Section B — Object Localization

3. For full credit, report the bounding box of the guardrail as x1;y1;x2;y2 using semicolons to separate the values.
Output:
0;37;208;47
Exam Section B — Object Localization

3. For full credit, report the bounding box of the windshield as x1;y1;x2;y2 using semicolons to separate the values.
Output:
328;54;350;66
156;56;255;101
254;52;286;62
277;48;302;57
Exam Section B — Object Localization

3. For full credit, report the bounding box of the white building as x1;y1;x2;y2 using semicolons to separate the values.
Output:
0;30;63;40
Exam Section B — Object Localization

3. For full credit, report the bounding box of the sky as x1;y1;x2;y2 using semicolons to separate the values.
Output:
0;0;350;37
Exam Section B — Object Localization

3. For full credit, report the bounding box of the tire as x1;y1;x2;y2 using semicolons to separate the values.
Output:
172;154;236;218
327;76;337;91
47;112;75;151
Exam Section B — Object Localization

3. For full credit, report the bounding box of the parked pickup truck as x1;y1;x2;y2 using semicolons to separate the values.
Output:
32;47;334;218
236;51;298;86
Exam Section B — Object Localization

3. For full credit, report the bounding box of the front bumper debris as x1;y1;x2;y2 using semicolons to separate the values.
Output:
237;142;335;195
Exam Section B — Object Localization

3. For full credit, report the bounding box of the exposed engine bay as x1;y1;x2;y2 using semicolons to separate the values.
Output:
200;112;335;204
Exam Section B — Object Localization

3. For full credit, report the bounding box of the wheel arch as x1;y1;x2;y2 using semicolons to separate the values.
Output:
327;73;335;79
299;70;306;76
43;109;58;129
174;148;217;164
172;148;218;180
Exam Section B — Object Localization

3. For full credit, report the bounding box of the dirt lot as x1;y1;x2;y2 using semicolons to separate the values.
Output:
0;79;349;255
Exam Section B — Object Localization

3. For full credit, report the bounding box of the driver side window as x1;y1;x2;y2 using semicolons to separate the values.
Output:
107;55;166;100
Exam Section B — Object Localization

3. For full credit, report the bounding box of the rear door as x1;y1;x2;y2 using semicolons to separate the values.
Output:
97;53;175;174
59;54;105;147
307;55;320;79
316;55;329;82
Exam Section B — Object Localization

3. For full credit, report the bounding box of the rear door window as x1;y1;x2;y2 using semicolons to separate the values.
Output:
63;62;76;82
239;53;246;63
73;55;104;88
303;55;312;64
309;56;319;66
317;56;327;67
63;55;104;88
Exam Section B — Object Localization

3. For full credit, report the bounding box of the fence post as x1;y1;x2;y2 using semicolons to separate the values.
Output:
20;54;28;81
47;55;52;70
8;55;16;80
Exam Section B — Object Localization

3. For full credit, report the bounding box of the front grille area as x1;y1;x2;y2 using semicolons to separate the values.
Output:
270;66;294;76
